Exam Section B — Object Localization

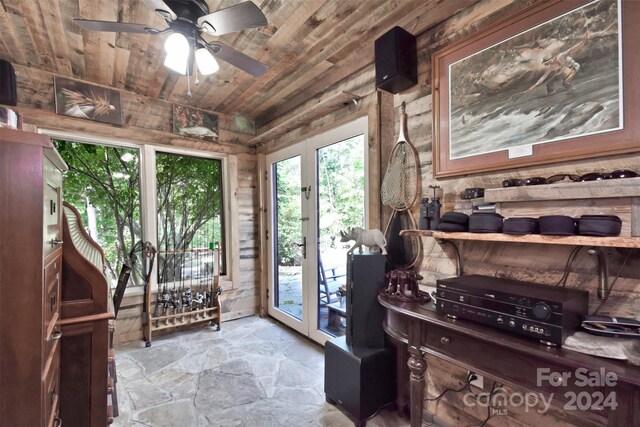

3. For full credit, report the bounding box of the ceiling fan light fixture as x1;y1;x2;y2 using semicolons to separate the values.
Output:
164;32;190;74
164;53;188;75
195;48;219;75
164;32;189;54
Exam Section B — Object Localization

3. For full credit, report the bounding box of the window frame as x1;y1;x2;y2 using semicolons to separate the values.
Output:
39;129;230;288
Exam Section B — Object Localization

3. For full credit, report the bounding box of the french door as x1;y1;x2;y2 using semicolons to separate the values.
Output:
266;117;367;344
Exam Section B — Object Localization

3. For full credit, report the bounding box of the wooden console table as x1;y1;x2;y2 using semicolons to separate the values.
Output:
379;295;640;427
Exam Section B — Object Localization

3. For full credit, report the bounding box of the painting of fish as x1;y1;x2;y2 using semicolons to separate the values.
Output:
54;77;123;126
172;104;219;143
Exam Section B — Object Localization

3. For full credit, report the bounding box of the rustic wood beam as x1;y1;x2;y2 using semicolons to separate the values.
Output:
250;91;358;147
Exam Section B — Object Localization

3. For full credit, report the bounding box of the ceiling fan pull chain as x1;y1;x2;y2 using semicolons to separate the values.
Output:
192;33;200;86
186;64;192;98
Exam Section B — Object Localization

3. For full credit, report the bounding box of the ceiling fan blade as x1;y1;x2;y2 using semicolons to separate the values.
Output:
207;42;268;77
198;1;267;36
141;0;177;21
74;19;161;34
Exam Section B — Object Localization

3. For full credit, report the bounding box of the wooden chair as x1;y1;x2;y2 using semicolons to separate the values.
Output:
318;255;346;305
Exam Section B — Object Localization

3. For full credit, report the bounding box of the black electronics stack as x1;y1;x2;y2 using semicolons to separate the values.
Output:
324;253;395;426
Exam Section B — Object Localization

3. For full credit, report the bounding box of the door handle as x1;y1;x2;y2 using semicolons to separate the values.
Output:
296;236;306;259
301;186;311;199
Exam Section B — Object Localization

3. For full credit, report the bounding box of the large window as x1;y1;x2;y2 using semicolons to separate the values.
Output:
54;139;226;288
156;152;225;284
54;140;143;285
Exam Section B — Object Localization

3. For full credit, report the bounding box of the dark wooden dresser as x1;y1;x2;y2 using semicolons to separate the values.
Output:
0;128;67;427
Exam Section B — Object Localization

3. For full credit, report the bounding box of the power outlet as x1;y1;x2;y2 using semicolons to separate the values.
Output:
468;371;484;389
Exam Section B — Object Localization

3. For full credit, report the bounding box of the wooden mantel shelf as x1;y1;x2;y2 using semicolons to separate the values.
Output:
400;230;640;249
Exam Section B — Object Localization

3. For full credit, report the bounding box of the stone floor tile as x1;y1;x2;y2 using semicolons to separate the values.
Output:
148;368;198;399
125;377;173;410
195;368;266;412
113;316;411;427
133;399;196;427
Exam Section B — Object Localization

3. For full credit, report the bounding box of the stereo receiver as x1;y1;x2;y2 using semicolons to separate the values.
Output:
436;275;589;346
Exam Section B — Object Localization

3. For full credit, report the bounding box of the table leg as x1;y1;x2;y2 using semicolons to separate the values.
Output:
395;340;410;418
407;319;426;427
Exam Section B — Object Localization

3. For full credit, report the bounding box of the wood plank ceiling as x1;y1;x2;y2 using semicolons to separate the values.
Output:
0;0;458;140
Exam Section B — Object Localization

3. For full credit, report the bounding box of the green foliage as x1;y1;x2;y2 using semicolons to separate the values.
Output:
156;152;223;282
317;136;365;251
275;157;302;266
54;141;224;286
53;140;142;283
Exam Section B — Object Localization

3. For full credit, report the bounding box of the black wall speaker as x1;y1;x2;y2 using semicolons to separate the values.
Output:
375;26;417;94
0;60;17;106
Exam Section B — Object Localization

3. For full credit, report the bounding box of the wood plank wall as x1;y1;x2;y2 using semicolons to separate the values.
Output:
10;65;262;343
12;64;256;154
257;1;640;426
397;1;640;425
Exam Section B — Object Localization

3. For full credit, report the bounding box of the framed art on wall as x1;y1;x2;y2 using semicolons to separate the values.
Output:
432;0;640;178
54;76;123;126
172;104;219;142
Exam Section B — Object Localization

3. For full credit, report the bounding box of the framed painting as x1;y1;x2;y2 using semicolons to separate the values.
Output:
54;77;123;126
172;104;219;142
432;0;640;178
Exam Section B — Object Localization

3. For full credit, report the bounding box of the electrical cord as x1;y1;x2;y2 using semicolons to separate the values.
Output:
555;246;582;287
426;372;475;401
593;249;632;314
478;381;499;427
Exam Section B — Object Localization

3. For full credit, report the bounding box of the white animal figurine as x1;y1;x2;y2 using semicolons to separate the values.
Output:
340;227;387;255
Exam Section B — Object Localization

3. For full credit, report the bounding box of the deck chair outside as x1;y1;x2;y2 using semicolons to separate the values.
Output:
318;255;346;305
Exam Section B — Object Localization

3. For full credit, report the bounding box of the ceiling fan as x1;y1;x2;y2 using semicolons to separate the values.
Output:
74;0;268;78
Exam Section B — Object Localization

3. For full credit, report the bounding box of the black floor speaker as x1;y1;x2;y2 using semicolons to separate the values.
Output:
0;60;17;106
324;336;396;426
374;26;417;94
346;253;386;349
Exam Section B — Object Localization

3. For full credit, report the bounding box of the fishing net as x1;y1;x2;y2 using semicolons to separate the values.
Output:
381;141;418;210
384;210;422;269
381;103;422;269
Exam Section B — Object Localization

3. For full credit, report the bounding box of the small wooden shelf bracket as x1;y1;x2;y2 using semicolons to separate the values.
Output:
434;238;464;276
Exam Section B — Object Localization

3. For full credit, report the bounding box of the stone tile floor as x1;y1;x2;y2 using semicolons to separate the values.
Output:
113;316;410;427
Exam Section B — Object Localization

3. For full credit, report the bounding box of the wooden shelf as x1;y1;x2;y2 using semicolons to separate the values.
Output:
484;177;640;202
400;230;640;248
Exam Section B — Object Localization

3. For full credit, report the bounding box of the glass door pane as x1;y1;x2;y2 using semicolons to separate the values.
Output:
315;135;365;337
266;117;367;344
271;155;304;322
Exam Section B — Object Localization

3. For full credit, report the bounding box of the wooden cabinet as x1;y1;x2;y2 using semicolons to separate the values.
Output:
59;201;115;426
381;296;640;427
0;128;67;427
